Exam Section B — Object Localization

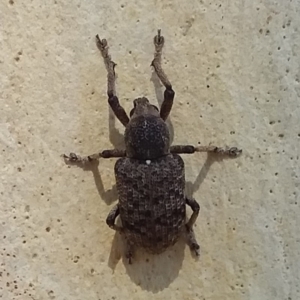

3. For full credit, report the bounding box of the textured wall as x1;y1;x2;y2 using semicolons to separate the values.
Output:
1;0;299;299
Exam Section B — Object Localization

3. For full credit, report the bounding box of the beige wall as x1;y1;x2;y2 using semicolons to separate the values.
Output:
1;1;299;299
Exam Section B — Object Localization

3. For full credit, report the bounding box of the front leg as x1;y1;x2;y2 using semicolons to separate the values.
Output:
63;149;126;164
170;145;242;157
96;35;129;127
151;29;175;121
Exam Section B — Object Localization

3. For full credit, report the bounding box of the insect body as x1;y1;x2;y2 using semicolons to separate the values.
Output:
64;30;241;263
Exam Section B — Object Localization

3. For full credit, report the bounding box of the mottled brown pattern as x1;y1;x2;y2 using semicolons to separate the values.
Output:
115;154;186;253
63;30;241;264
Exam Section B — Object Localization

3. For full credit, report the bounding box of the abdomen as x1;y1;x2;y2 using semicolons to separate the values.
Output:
115;154;186;253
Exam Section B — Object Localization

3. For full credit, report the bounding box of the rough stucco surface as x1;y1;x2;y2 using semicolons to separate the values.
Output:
1;0;300;299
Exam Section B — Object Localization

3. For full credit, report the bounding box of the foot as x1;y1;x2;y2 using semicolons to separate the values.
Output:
190;242;200;256
95;34;108;52
126;248;133;264
95;34;116;71
153;29;164;52
212;146;242;157
226;147;242;157
63;152;82;162
185;225;200;256
195;145;242;157
62;153;93;164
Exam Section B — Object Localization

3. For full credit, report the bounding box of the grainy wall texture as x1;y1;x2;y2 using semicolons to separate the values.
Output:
1;1;299;299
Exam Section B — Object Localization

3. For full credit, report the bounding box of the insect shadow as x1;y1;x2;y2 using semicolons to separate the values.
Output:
65;71;226;292
107;150;219;293
67;103;124;206
106;72;223;292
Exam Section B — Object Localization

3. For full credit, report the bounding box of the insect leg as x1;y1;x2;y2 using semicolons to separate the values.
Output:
185;197;200;228
151;29;175;121
170;145;242;157
106;204;123;231
107;205;135;263
125;239;135;264
185;226;200;256
185;197;200;256
63;149;126;164
96;35;129;127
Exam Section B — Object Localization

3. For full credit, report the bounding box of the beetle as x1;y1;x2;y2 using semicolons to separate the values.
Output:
64;30;241;263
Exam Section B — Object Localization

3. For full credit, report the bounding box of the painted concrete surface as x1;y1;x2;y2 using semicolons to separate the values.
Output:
1;1;299;299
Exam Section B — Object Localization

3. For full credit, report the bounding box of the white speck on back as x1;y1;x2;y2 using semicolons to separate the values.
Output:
146;160;151;165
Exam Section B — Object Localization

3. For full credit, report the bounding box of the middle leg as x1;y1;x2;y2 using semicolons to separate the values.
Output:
151;29;175;121
63;149;126;164
170;145;242;157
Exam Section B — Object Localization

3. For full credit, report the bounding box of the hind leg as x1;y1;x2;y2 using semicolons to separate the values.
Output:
106;205;135;263
63;149;126;164
106;204;123;232
124;237;135;264
185;225;200;256
185;197;200;256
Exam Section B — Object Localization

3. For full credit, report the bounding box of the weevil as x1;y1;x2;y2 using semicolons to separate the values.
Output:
64;30;242;263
